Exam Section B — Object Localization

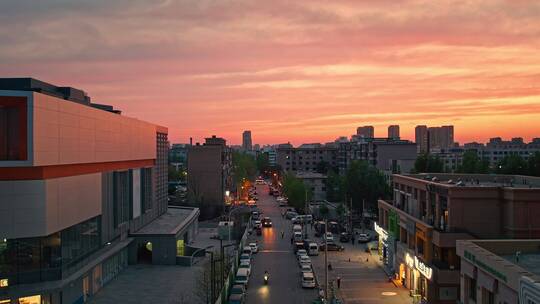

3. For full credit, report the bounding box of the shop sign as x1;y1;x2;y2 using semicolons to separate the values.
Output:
374;222;388;241
0;279;7;288
405;253;433;280
463;250;507;283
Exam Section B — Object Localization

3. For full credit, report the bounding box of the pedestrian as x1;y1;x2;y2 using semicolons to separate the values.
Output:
337;276;341;289
290;237;293;245
281;230;284;239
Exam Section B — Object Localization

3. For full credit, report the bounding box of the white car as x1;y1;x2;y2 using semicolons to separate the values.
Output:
240;253;251;263
254;220;262;229
324;232;334;242
235;268;250;287
296;249;308;260
249;242;258;253
300;264;312;274
357;233;371;243
298;255;311;267
238;260;251;276
301;272;316;288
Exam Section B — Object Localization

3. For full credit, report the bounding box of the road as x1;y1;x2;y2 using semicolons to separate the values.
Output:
245;184;318;304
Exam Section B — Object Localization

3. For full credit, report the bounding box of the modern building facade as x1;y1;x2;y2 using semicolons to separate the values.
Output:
376;173;540;303
388;125;400;140
456;239;540;304
242;130;252;151
0;78;199;304
187;136;233;219
261;145;277;167
356;126;374;139
276;143;338;173
428;126;455;151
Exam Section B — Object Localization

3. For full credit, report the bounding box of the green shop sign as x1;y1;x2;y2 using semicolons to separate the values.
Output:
388;210;399;239
464;250;507;283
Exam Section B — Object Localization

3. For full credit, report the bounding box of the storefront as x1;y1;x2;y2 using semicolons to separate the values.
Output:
401;252;433;303
375;222;395;273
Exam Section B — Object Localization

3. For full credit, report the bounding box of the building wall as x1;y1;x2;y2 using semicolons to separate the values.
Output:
29;92;156;167
0;173;102;239
187;145;224;207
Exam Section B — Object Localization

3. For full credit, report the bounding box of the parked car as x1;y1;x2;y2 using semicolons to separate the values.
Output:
293;231;303;242
319;242;345;252
230;284;246;296
235;268;250;286
294;242;305;253
307;243;319;256
296;249;308;260
298;255;312;267
240;253;251;263
357;233;371;243
256;227;262;236
242;246;252;256
249;242;258;253
300;264;312;273
339;232;351;243
323;232;334;242
301;272;316;288
254;220;262;229
238;260;251;276
228;293;245;304
286;211;298;219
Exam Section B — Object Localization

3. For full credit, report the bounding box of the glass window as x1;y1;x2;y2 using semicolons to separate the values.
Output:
0;98;27;161
468;276;477;301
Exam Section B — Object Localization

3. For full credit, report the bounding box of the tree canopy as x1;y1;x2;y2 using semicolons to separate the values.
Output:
456;150;489;174
282;173;312;213
232;151;257;185
413;153;445;173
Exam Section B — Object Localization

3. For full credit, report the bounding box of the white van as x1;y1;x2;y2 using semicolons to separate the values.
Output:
294;231;303;242
307;243;319;256
235;268;250;286
301;272;316;288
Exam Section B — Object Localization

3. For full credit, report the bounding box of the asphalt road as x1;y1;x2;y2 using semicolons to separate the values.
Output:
245;184;318;304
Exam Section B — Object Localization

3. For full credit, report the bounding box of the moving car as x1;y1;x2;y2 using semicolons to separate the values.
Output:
301;272;316;288
234;268;250;287
319;242;345;252
249;242;258;253
238;260;251;276
357;233;371;243
307;243;319;256
262;217;272;227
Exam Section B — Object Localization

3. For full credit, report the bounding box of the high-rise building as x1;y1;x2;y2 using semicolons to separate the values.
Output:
242;130;252;151
415;125;429;153
0;78;200;303
428;125;454;151
187;135;233;219
277;143;338;173
357;126;374;138
388;125;400;139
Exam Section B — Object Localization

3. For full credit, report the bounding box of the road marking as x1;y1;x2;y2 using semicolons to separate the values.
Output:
259;250;290;253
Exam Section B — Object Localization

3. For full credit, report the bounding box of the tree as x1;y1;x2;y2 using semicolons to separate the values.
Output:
325;169;346;202
319;204;329;218
344;161;391;215
232;151;257;185
496;154;528;175
457;150;489;174
413;153;444;173
528;152;540;177
282;173;311;212
335;203;346;219
256;152;270;173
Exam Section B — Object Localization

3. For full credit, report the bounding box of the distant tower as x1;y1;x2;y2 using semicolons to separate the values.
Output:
388;125;400;140
415;125;428;153
356;126;374;138
242;130;252;151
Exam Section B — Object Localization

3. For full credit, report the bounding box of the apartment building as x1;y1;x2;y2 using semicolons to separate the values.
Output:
276;143;338;173
261;145;277;167
0;78;200;304
456;239;540;304
356;126;374;138
415;125;429;154
388;125;400;140
376;173;540;304
337;138;417;175
242;130;252;151
295;172;327;202
428;126;454;151
187;136;233;219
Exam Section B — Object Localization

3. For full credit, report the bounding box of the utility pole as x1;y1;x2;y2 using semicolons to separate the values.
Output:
220;239;224;291
362;199;365;233
324;218;328;300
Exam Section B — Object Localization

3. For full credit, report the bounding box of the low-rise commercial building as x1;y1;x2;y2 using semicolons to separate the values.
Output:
456;239;540;304
376;173;540;303
0;78;199;304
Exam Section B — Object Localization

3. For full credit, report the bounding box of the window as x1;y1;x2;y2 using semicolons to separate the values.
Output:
468;276;477;301
113;171;130;226
0;97;27;160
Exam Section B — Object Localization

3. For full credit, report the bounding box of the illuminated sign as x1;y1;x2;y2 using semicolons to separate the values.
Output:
405;253;433;280
0;278;8;287
374;222;388;241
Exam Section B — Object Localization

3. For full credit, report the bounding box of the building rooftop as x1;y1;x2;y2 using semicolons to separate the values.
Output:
132;206;199;236
401;173;540;189
502;253;540;277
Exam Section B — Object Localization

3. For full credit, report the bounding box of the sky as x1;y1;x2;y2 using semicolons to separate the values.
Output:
1;0;540;145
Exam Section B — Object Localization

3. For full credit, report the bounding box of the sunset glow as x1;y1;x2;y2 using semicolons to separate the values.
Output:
2;0;540;144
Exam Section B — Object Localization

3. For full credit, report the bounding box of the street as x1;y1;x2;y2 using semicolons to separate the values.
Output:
245;184;318;304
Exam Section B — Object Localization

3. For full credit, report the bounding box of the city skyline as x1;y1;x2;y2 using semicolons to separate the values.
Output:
2;1;540;145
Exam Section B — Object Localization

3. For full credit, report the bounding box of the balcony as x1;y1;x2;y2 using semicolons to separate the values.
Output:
432;260;460;284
